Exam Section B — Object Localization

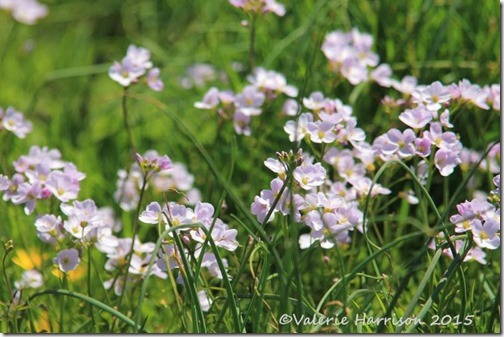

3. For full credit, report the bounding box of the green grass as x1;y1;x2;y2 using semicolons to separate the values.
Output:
0;0;500;333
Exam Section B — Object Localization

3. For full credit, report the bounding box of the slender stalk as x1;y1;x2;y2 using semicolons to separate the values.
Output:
87;249;97;332
157;219;186;330
135;223;242;332
2;243;13;300
116;173;148;314
403;240;472;333
122;87;137;155
194;138;235;286
59;275;67;333
29;289;145;332
171;228;205;333
89;253;112;305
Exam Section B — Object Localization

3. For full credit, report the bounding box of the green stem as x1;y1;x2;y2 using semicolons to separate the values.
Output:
194;138;235;287
2;244;13;300
122;87;137;155
87;249;97;331
29;289;145;332
135;223;242;332
403;239;472;332
171;227;205;333
116;173;148;315
59;275;67;333
157;218;187;330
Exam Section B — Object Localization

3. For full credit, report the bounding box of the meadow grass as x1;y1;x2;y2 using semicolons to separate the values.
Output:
0;0;500;333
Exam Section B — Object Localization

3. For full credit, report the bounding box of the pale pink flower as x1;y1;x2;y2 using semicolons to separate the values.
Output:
381;128;416;158
412;81;451;112
197;290;213;312
284;112;313;142
147;68;164;91
108;58;145;87
125;45;153;70
434;149;461;176
9;0;48;25
471;219;500;250
370;64;393;87
14;270;43;289
282;98;299;116
293;162;326;190
391;76;417;95
307;121;337;143
46;171;80;202
399;106;432;129
53;249;80;273
139;201;167;225
235;85;265;116
194;87;220;109
1;106;32;138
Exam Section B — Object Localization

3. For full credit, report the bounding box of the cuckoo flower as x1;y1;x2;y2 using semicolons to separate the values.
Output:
399;106;432;129
229;0;286;16
293;161;326;190
53;249;81;273
1;0;48;25
109;45;163;92
1;107;33;139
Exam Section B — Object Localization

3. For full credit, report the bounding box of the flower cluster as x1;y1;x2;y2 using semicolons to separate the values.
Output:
108;45;164;91
429;174;501;264
386;78;500;113
428;233;487;265
0;106;32;139
0;145;125;278
229;0;286;16
251;150;388;249
254;88;404;249
29;198;121;279
1;146;85;214
102;238;166;296
322;28;501;118
135;200;238;290
114;150;201;211
283;92;396;197
0;0;48;25
374;77;501;178
322;28;392;86
35;199;120;247
195;67;297;135
459;143;500;175
179;63;229;89
284;92;365;146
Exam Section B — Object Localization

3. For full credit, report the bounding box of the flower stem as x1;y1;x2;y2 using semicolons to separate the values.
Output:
2;245;13;301
87;248;97;332
59;274;67;332
115;173;148;315
122;87;137;156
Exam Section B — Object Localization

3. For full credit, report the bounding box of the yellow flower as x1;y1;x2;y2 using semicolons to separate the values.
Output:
51;263;87;282
12;248;47;270
34;311;53;333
